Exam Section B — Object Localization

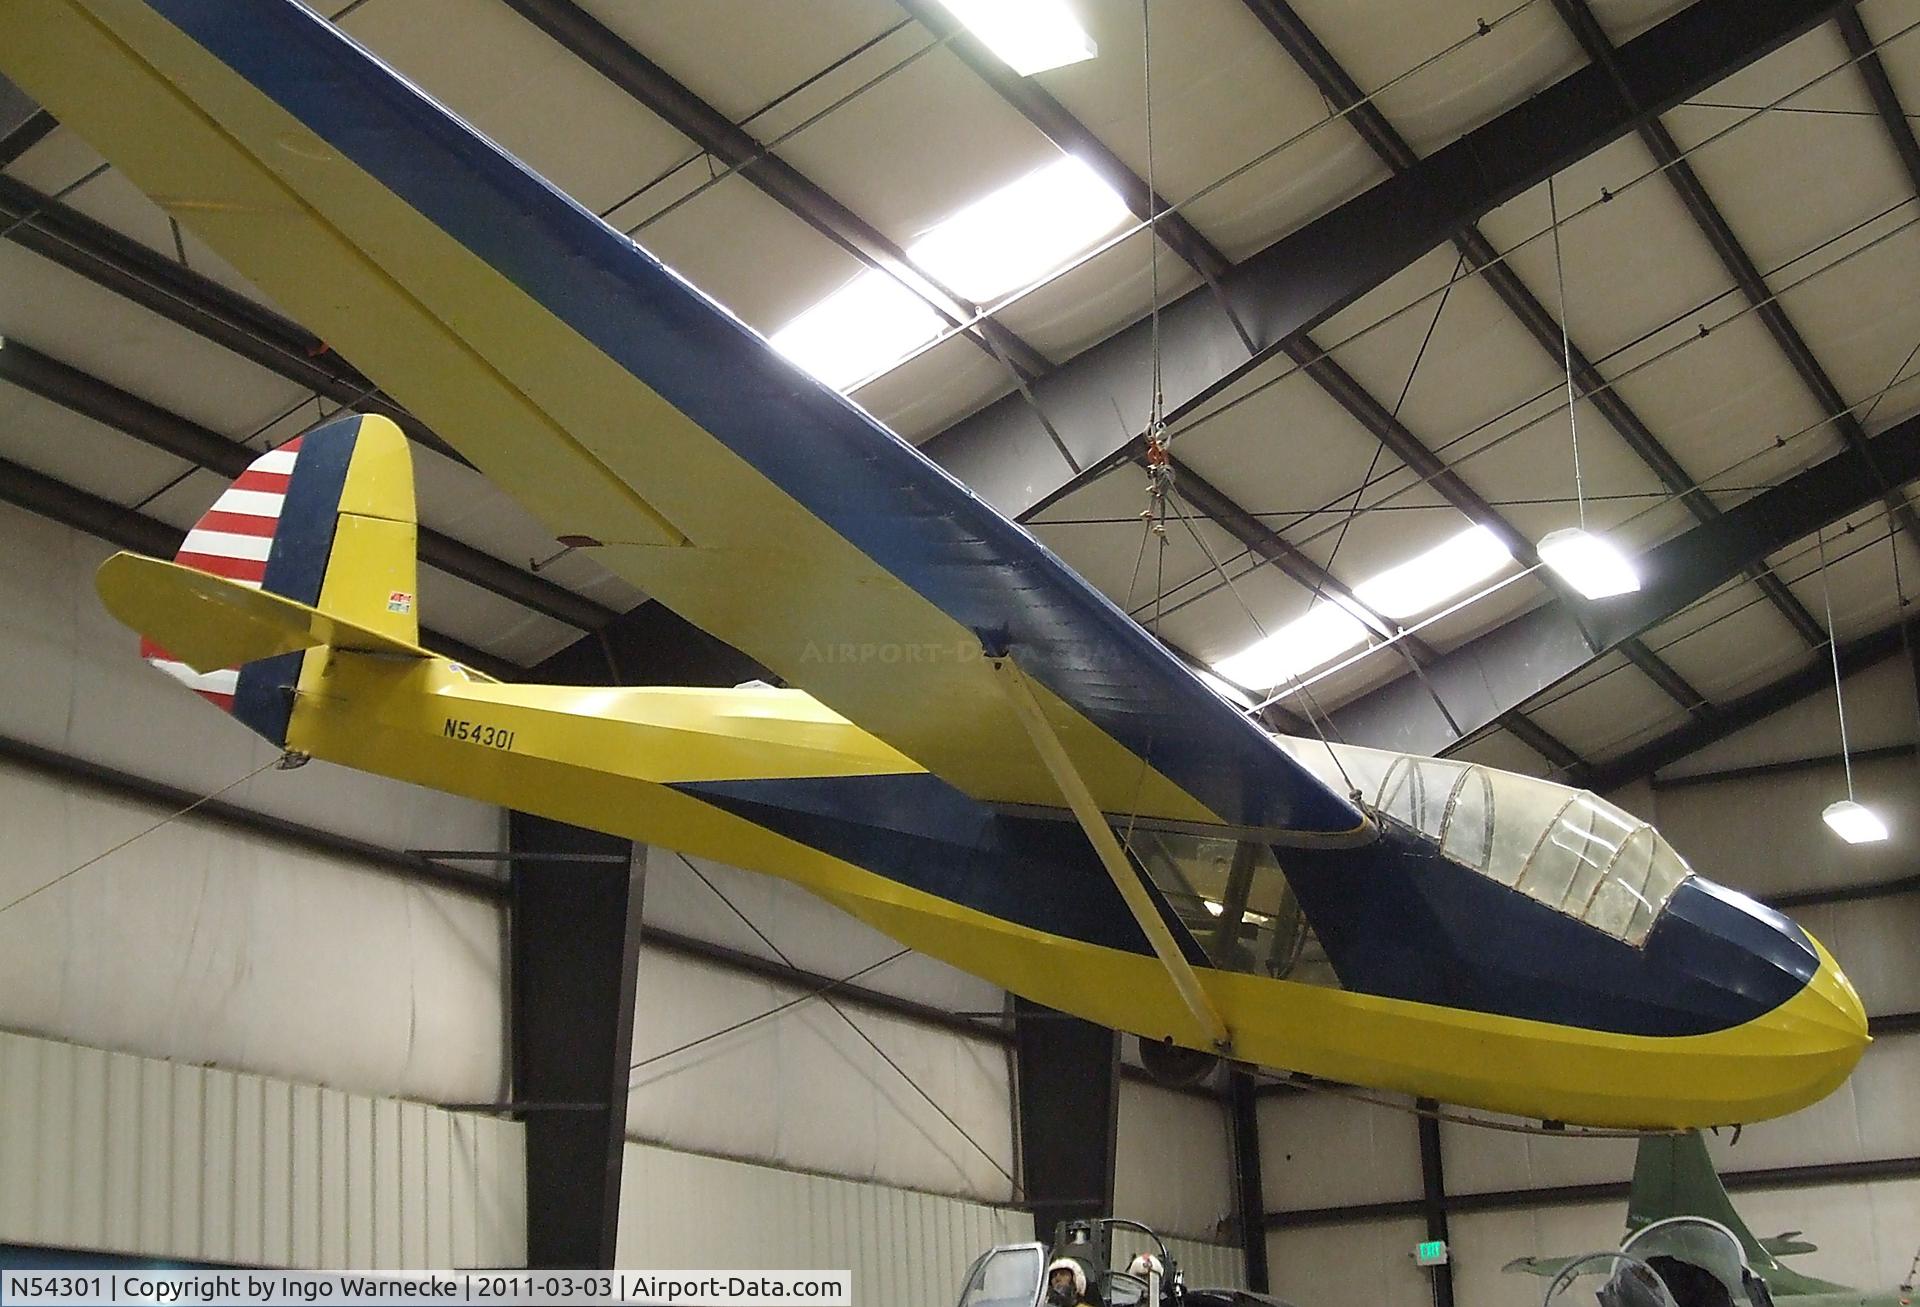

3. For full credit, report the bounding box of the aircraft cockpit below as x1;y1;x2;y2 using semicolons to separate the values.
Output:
954;1219;1270;1307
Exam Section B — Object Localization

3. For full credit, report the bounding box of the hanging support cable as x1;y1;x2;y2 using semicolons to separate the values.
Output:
988;654;1231;1052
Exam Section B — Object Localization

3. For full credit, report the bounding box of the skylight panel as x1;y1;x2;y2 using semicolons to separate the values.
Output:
935;0;1098;76
771;156;1127;392
908;156;1129;303
1353;524;1513;619
770;272;944;391
1213;603;1370;692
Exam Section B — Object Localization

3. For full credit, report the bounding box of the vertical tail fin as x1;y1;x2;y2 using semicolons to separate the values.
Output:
140;412;417;744
1626;1131;1774;1270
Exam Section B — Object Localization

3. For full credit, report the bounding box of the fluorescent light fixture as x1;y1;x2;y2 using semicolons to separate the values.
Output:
770;272;944;391
1202;899;1225;917
935;0;1097;76
1538;527;1641;599
1822;799;1889;844
1214;602;1369;691
1355;524;1513;619
909;156;1129;302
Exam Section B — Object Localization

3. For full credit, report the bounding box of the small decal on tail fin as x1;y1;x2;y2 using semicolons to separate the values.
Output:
386;590;413;613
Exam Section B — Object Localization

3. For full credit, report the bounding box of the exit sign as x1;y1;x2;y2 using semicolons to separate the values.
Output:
1415;1240;1450;1267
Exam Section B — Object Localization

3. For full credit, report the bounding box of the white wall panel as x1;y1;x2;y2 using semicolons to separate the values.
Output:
1114;1080;1235;1243
0;1030;524;1267
0;503;500;857
642;850;1002;1014
1160;1237;1244;1292
1658;659;1918;780
1640;757;1920;903
1447;1200;1625;1307
0;759;506;1103
1265;1217;1429;1307
1438;1123;1640;1197
1792;896;1920;1016
1698;1032;1920;1172
1717;1177;1920;1292
1257;1093;1422;1211
615;1141;1029;1307
626;949;1014;1203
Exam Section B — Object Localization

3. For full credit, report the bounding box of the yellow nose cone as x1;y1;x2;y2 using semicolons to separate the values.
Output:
1786;936;1871;1098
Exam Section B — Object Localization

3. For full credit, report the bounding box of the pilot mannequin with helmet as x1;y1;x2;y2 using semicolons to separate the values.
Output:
1124;1253;1174;1306
1047;1257;1099;1307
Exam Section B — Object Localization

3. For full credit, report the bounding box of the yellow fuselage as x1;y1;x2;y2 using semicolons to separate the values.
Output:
286;649;1868;1130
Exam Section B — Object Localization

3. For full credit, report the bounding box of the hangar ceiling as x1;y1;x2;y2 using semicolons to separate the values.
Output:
4;0;1920;789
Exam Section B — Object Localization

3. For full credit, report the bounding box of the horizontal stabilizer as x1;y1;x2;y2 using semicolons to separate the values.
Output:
97;552;429;673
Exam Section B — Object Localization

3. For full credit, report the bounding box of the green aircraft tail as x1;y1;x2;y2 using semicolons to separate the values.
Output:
1629;1132;1859;1297
1628;1132;1777;1271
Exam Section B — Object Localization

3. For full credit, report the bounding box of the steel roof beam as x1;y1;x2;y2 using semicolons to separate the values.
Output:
1326;408;1920;758
0;453;518;679
1173;456;1590;766
0;172;466;467
0;338;618;633
501;0;1051;381
1553;0;1920;560
1247;0;1826;657
921;0;1845;517
1584;614;1920;790
0;108;55;167
1279;334;1712;719
1840;7;1920;197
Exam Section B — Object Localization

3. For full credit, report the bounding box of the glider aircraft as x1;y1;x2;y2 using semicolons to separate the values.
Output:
0;0;1870;1129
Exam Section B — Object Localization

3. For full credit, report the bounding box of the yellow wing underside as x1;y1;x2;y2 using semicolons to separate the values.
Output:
0;0;1273;832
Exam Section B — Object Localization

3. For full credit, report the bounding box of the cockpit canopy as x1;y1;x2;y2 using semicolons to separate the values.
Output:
1276;738;1694;945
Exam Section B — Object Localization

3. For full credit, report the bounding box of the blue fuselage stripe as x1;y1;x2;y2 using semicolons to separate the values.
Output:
138;0;1359;836
677;774;1813;1039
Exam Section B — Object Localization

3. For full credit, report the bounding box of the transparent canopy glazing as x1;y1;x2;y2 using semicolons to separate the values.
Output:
1274;738;1692;945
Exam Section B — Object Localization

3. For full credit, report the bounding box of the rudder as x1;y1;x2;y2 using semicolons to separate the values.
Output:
140;412;418;744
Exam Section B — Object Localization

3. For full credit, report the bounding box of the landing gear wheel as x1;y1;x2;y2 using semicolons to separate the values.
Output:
1138;1036;1218;1087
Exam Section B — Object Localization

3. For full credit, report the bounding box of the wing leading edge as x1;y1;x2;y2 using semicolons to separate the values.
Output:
0;0;1367;841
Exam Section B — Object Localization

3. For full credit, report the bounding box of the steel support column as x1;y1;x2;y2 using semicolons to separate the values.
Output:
1228;1070;1271;1292
509;814;646;1268
1013;997;1120;1236
1415;1102;1455;1307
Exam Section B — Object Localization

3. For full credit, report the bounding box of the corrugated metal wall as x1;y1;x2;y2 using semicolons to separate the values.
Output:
0;1030;526;1268
0;509;508;1105
615;1141;1030;1305
1113;1079;1237;1245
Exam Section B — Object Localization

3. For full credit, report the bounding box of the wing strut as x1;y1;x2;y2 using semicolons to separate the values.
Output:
990;656;1232;1053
